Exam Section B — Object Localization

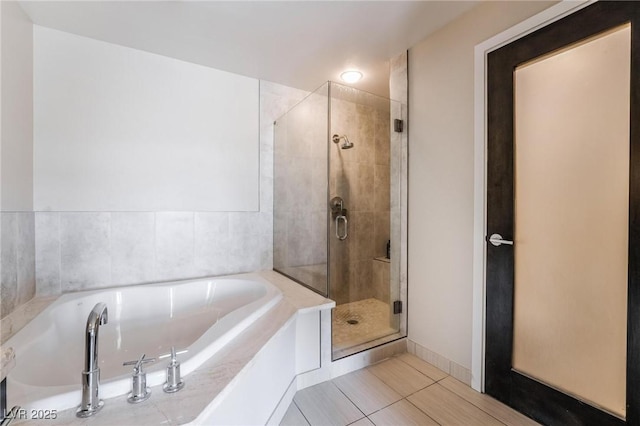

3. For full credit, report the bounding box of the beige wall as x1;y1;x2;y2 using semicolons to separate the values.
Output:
407;1;557;369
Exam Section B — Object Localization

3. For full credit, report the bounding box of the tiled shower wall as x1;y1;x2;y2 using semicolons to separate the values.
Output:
273;85;329;295
330;89;391;305
1;212;36;318
34;81;308;296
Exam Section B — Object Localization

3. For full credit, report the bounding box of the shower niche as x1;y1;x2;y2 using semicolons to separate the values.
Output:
274;81;407;359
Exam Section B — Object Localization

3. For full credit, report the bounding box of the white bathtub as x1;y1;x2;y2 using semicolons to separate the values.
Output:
6;273;282;412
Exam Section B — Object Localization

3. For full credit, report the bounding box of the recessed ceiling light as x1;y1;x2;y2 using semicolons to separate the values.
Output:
340;70;363;84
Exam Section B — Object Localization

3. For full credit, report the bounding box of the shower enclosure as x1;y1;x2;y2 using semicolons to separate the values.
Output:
274;82;407;359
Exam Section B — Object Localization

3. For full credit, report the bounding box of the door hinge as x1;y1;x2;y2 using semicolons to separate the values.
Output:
393;300;403;314
394;119;404;133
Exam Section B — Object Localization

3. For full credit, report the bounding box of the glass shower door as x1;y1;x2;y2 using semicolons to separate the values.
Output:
328;82;405;359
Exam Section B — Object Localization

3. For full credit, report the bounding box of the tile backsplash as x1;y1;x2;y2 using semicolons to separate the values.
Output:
1;212;36;318
35;211;271;294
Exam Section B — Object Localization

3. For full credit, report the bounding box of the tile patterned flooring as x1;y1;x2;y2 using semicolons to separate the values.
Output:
332;299;397;357
281;353;540;426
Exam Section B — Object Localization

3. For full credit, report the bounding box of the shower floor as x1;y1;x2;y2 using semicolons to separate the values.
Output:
332;298;397;358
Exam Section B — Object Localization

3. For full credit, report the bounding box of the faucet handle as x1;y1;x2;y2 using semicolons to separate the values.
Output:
123;354;155;373
123;354;154;404
159;347;187;393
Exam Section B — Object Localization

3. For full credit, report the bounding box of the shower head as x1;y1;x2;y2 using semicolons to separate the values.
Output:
332;134;354;150
341;136;354;150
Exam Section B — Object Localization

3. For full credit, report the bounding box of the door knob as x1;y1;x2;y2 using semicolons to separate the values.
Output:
488;233;513;246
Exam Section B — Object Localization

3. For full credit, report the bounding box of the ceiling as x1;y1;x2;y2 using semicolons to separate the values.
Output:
19;1;479;98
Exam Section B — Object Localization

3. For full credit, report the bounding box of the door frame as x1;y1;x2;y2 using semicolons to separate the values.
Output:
471;0;595;392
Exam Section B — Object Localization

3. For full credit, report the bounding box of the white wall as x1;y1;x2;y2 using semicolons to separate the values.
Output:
1;1;33;212
407;1;556;369
34;26;259;212
34;81;308;295
1;1;36;319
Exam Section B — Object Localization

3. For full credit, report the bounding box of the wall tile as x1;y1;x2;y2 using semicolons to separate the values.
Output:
194;212;230;276
286;211;313;266
258;212;273;236
311;162;328;213
351;164;374;212
327;92;395;303
0;212;36;318
1;213;18;318
334;166;351;207
274;158;289;213
288;159;314;211
60;213;111;291
111;212;155;285
374;212;391;260
349;260;373;302
350;212;375;262
16;212;36;305
265;80;313;278
227;234;261;274
229;212;261;236
374;164;391;212
310;210;327;265
375;126;391;167
273;211;287;268
331;99;357;147
260;127;275;179
372;259;391;303
259;211;274;270
390;51;408;104
260;233;273;270
356;104;376;165
261;176;274;213
155;212;194;281
260;81;308;105
35;212;61;296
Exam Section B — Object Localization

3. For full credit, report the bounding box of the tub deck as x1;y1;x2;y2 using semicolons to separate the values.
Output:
3;271;334;425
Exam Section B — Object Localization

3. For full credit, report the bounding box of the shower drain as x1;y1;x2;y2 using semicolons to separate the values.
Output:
335;309;362;326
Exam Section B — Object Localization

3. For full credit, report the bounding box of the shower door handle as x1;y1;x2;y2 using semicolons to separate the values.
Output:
336;215;348;241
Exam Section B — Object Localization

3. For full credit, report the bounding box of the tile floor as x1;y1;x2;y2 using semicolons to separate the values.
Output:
332;299;397;357
281;353;540;426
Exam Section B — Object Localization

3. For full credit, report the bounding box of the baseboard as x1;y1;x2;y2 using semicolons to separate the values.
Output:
407;339;472;385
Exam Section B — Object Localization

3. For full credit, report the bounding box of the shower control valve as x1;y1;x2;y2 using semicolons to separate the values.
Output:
123;354;155;403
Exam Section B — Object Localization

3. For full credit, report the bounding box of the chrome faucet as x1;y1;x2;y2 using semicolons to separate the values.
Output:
76;302;108;418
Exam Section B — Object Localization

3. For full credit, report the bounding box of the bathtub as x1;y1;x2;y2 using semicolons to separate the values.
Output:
5;273;282;413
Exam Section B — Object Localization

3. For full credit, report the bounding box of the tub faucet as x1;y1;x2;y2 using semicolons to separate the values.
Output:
76;302;108;418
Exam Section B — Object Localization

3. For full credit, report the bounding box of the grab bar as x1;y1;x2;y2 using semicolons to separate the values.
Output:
336;215;348;241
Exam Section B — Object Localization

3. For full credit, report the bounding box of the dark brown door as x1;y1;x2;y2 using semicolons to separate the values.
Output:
486;2;640;425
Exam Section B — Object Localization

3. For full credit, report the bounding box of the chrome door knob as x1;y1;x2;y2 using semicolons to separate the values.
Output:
488;233;514;246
